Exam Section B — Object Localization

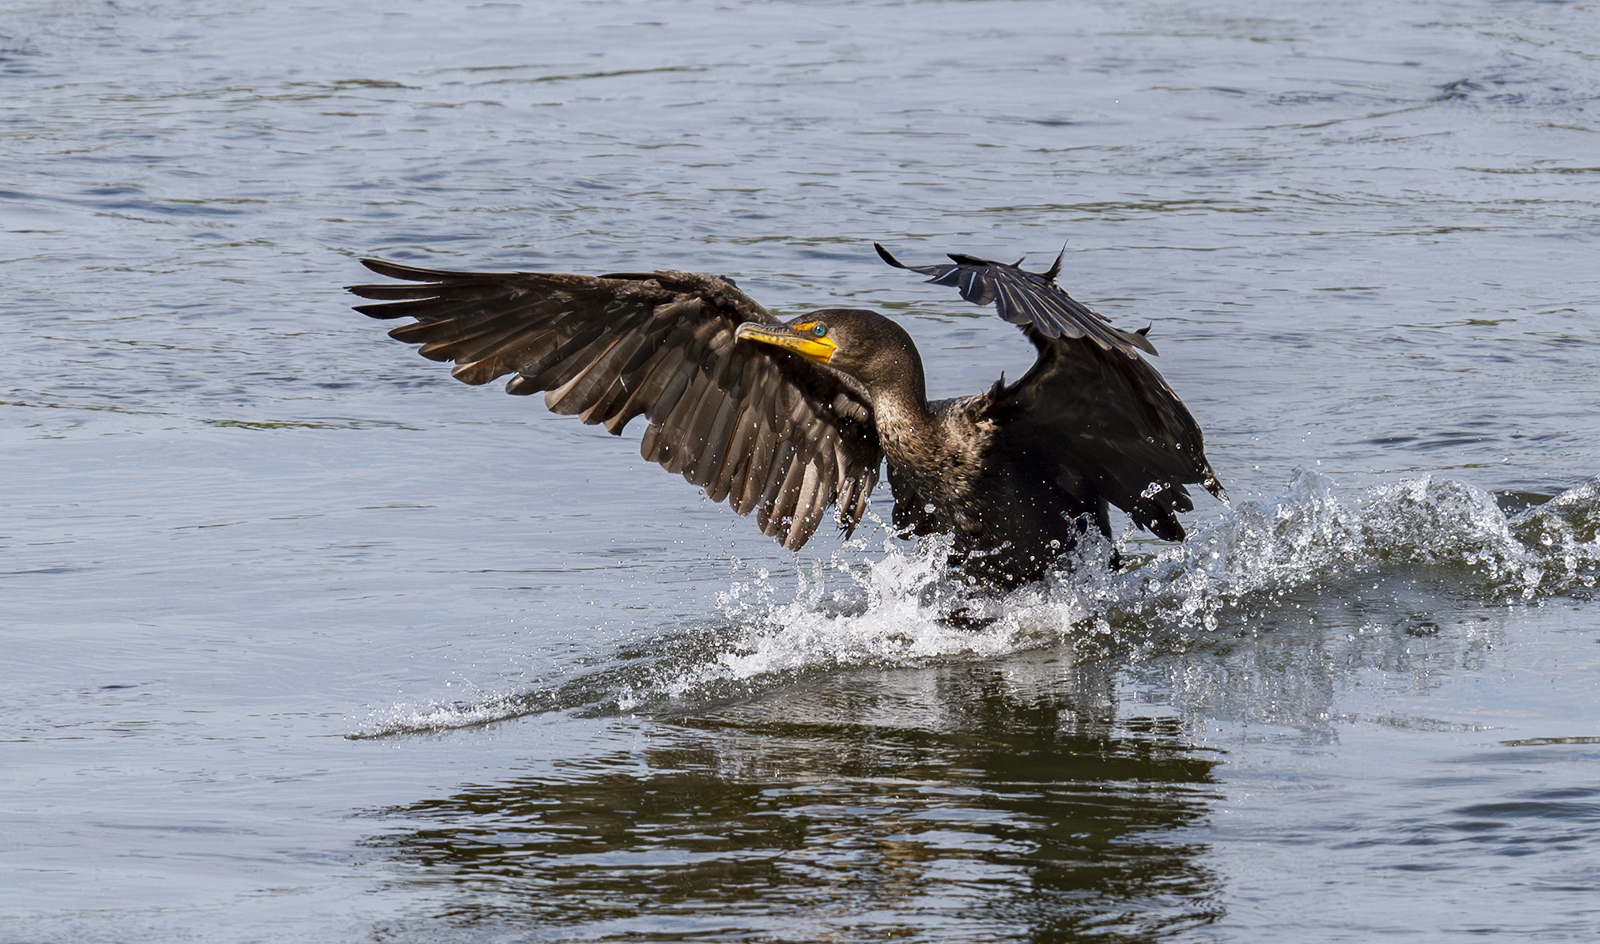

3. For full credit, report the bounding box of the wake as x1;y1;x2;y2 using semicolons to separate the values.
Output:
351;469;1600;737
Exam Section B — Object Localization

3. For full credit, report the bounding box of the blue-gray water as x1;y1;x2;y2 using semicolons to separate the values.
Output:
4;0;1599;941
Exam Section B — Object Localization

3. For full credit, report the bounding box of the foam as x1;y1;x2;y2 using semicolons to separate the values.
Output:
352;470;1600;737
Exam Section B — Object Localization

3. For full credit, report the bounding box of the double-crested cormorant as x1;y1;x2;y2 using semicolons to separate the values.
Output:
348;243;1223;587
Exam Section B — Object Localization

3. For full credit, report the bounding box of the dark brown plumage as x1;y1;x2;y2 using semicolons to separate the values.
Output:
348;244;1223;587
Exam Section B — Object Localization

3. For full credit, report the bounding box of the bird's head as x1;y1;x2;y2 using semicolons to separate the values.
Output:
734;309;920;391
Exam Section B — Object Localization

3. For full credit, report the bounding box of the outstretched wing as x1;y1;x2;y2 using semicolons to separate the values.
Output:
876;243;1223;540
874;242;1157;357
349;259;883;550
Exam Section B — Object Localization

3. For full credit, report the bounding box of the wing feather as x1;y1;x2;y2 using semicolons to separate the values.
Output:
997;325;1224;541
349;260;884;550
875;243;1158;356
710;360;766;505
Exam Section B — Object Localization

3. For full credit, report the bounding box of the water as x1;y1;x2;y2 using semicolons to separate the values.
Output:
3;0;1598;940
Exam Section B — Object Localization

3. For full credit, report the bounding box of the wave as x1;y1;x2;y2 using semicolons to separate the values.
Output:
351;469;1600;737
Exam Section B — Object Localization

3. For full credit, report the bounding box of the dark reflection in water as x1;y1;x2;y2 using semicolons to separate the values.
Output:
367;662;1223;942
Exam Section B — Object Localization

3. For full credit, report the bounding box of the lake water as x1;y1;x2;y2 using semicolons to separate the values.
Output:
4;0;1599;940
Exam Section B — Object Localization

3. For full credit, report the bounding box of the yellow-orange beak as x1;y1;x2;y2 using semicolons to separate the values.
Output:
734;321;838;365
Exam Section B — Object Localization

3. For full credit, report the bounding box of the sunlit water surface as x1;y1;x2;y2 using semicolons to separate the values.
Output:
3;0;1599;941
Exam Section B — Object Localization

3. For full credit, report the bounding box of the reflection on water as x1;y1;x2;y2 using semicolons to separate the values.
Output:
367;659;1222;942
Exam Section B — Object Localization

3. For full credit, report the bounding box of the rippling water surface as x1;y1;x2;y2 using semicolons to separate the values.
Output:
4;0;1599;941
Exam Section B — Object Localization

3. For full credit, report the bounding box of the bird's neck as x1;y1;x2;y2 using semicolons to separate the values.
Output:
868;368;940;467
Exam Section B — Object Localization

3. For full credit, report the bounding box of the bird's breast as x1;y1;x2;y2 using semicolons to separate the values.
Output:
876;403;993;526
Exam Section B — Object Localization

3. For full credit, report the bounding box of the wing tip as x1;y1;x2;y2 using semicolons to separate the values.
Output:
874;242;910;270
356;258;443;281
1126;325;1159;356
1042;245;1064;282
351;301;403;318
347;258;455;311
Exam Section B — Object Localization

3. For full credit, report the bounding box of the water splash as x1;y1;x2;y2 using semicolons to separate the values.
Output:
683;470;1598;686
352;469;1600;736
1128;468;1596;625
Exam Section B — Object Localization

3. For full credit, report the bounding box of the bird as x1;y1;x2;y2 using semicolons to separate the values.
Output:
347;243;1224;588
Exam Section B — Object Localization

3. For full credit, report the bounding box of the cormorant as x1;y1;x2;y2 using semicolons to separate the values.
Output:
348;243;1224;587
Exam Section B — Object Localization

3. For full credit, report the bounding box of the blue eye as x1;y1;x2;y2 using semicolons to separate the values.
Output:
811;323;828;338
